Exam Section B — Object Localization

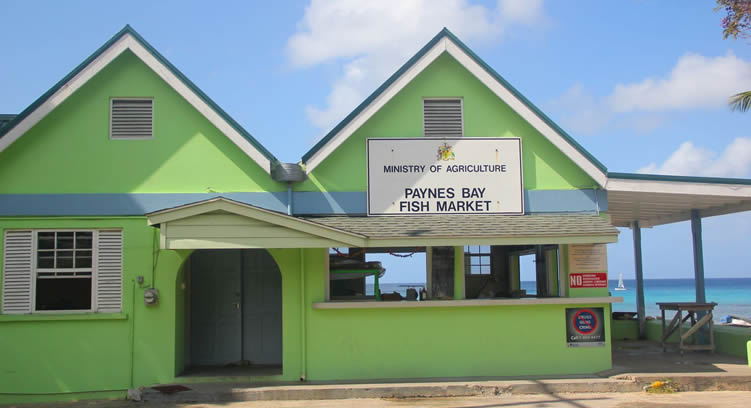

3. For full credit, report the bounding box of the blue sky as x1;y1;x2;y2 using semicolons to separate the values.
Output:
1;1;750;282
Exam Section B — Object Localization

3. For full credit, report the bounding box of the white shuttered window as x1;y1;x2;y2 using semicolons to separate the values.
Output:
1;229;123;314
110;98;153;139
423;98;463;137
2;230;34;313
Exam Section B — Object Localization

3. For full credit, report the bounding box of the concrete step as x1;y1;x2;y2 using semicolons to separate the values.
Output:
135;375;751;403
135;379;642;403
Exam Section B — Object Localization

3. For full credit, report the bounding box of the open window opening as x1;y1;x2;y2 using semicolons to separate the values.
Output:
329;247;427;301
464;244;560;299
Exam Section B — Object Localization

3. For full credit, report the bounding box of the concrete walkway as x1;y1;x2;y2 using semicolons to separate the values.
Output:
5;340;748;407
125;340;750;404
12;391;751;408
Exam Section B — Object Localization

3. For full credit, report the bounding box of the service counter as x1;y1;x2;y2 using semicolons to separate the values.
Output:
313;296;622;309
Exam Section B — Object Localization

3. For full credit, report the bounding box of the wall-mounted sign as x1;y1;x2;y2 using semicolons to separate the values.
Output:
366;138;524;215
569;273;608;288
565;307;605;347
568;244;608;274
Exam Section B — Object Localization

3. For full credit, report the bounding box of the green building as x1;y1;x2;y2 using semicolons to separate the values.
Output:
1;26;750;404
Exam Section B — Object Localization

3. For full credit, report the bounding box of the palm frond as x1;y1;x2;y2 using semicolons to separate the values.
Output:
729;90;751;112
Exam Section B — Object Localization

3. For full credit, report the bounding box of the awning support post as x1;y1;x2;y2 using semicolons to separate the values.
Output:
691;209;708;344
632;220;646;339
691;209;706;304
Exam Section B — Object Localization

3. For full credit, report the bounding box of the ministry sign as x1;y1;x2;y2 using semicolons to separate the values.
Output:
367;138;524;215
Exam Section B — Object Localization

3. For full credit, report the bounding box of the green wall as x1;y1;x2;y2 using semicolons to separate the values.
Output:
0;217;317;403
303;253;612;380
300;52;598;193
0;50;282;194
1;219;617;403
0;217;149;403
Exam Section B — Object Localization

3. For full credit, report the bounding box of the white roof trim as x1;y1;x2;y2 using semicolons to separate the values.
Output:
303;36;608;187
606;177;751;197
304;38;448;173
0;33;272;173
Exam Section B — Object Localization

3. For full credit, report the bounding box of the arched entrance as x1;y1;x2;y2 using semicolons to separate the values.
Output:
184;249;282;375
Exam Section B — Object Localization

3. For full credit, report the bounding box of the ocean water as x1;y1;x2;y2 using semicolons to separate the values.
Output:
371;278;751;321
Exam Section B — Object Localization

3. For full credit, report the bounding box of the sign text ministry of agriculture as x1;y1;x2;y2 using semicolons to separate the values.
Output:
367;138;524;215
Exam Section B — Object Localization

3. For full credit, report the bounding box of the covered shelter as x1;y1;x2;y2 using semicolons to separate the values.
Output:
607;172;751;338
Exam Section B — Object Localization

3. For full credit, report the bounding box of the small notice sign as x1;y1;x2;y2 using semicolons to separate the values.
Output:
569;272;607;288
566;307;605;347
568;244;607;273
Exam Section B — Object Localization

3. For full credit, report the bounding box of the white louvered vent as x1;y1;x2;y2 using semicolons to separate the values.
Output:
2;230;33;314
423;99;463;137
110;99;153;139
96;230;123;313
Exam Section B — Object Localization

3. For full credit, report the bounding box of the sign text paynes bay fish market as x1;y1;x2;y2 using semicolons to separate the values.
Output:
383;163;508;212
367;138;524;215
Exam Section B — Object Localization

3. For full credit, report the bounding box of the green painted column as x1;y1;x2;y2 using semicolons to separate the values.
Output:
454;246;465;299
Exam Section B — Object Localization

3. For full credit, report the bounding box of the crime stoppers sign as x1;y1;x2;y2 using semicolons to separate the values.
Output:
565;307;605;347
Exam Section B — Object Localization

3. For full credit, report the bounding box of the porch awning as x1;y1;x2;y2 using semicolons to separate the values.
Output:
303;213;618;247
146;197;617;249
606;173;751;228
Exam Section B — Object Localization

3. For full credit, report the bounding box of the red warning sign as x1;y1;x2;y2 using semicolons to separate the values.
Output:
569;273;607;288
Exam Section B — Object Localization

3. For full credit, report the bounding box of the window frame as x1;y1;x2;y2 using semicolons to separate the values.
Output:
464;245;491;275
109;97;154;140
31;229;99;314
422;97;464;138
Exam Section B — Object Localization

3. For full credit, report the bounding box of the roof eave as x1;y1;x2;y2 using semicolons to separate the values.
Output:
300;27;608;187
0;25;278;173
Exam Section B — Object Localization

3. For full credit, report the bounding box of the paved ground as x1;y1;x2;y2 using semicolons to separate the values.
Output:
4;341;749;407
12;391;751;408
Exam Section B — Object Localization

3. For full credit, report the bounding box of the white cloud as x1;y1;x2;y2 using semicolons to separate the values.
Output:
609;52;751;113
553;52;751;135
288;0;545;132
549;84;612;135
638;137;751;177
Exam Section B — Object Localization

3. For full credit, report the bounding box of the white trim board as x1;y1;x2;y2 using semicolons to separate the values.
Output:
0;33;272;173
302;36;608;187
606;178;751;197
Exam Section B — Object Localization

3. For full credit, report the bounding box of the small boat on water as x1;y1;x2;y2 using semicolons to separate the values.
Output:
720;315;751;327
614;272;627;291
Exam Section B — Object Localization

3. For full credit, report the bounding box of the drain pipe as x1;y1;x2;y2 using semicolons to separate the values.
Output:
271;162;307;380
271;163;306;216
300;249;307;381
287;184;293;215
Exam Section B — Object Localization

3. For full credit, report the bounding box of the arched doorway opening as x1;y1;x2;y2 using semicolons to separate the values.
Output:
182;249;282;376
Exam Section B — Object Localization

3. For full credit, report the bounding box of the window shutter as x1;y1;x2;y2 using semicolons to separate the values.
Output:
96;230;123;313
2;230;33;314
110;99;153;139
423;99;463;137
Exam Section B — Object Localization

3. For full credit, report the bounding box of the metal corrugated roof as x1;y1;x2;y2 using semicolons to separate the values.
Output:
303;214;618;239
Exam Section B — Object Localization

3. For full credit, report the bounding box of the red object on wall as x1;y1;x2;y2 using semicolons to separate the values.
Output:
569;272;607;288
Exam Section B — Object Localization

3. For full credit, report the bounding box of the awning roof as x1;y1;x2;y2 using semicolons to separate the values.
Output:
146;197;618;249
606;173;751;228
304;214;618;246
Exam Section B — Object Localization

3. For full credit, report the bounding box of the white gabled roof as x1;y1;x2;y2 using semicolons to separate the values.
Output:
301;28;609;187
0;26;277;173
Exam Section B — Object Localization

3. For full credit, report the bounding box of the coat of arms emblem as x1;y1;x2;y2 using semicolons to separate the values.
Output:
437;143;455;161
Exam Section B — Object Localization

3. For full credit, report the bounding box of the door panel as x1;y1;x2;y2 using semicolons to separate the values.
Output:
242;249;282;365
189;249;242;366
